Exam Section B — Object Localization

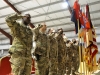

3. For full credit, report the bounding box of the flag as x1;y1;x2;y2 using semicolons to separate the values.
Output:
85;29;98;71
71;9;81;34
82;12;91;29
84;5;98;71
73;0;80;19
86;4;93;28
79;9;84;26
71;0;83;34
85;4;98;59
73;1;84;26
91;29;98;59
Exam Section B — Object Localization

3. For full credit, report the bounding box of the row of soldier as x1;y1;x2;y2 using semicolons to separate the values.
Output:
32;24;79;75
5;13;79;75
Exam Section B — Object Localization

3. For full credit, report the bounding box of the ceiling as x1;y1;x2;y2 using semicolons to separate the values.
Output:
0;0;100;46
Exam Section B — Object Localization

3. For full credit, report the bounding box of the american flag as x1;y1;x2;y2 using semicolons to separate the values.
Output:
91;28;98;59
84;4;98;68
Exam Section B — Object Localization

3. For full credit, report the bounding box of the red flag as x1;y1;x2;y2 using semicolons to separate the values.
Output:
79;10;84;26
91;29;98;58
86;4;93;28
82;13;91;29
71;9;81;34
73;1;84;26
73;1;80;19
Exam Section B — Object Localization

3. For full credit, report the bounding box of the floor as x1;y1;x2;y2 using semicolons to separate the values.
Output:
31;70;100;75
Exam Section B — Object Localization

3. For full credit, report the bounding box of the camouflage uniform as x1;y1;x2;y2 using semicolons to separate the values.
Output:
5;14;33;75
48;33;58;75
71;43;79;75
66;42;73;75
32;26;50;75
56;32;66;75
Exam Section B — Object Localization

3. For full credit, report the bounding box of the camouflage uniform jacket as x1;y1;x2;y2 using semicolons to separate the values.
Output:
56;32;66;63
66;44;73;61
71;44;79;58
32;27;50;58
48;33;58;60
5;14;33;57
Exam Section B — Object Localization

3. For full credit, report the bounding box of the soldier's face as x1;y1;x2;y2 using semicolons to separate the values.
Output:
22;14;31;25
40;25;47;33
72;39;76;42
43;25;47;32
49;29;54;34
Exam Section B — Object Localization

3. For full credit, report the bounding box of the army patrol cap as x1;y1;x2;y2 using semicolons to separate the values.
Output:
24;14;31;18
66;40;71;44
72;38;76;43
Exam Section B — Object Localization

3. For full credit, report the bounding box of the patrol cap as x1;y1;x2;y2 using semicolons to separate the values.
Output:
24;14;31;18
72;38;76;42
66;40;71;44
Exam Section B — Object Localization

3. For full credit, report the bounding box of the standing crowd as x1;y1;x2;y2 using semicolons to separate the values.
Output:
5;13;79;75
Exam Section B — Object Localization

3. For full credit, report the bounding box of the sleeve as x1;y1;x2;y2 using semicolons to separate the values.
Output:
5;13;22;27
48;33;54;40
32;27;40;41
5;13;22;37
47;37;50;58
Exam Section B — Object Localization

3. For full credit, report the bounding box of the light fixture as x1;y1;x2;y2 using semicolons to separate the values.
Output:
62;2;68;8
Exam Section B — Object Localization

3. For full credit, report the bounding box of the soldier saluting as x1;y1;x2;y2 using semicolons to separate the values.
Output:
5;13;33;75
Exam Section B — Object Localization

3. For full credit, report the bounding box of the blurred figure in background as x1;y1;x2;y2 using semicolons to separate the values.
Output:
56;28;66;75
71;38;79;75
66;40;73;75
48;28;58;75
32;23;50;75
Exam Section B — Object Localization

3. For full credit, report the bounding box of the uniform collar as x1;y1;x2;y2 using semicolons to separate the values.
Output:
20;22;27;27
39;30;46;34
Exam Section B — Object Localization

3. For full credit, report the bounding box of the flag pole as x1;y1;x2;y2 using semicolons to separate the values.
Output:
77;19;82;75
82;37;86;75
86;29;93;75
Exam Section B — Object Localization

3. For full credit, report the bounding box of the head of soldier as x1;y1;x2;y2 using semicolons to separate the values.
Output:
57;28;63;35
48;28;55;34
66;40;71;44
72;38;76;44
40;23;47;33
22;14;31;26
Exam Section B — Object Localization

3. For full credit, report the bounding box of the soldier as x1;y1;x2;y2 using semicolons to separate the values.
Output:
62;34;68;75
66;40;73;75
5;13;33;75
47;28;58;75
56;28;66;75
71;39;79;75
32;24;50;75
